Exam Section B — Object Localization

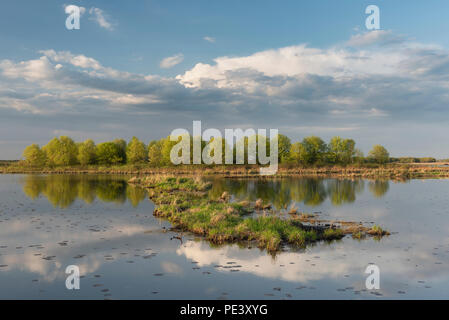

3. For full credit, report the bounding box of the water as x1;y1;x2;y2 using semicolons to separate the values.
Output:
0;174;448;299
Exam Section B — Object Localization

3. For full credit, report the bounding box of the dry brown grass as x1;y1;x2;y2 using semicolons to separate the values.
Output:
4;162;449;179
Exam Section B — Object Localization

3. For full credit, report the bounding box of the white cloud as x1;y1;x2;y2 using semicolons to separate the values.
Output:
176;44;407;89
347;30;405;47
160;53;184;69
40;49;103;70
203;36;215;43
0;56;55;81
2;31;449;157
89;7;114;30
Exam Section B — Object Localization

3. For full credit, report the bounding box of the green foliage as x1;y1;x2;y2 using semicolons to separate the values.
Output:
43;136;78;166
22;144;47;167
368;145;390;164
77;139;97;165
96;142;126;165
419;157;436;163
113;139;127;163
19;134;394;169
289;136;327;165
289;142;304;164
302;136;327;164
126;137;148;164
368;225;389;236
160;136;181;166
390;157;436;163
148;140;163;166
272;134;291;163
327;136;356;165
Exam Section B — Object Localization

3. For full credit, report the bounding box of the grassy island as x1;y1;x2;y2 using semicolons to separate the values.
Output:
129;175;389;252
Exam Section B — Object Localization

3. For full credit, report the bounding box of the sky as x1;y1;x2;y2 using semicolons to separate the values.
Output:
1;0;449;159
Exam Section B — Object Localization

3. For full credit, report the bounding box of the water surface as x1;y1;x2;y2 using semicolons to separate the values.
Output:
0;174;448;299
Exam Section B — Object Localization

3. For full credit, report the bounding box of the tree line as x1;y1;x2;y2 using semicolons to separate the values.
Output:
21;135;390;167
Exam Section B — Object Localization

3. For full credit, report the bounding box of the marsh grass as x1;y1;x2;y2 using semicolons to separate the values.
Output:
367;225;390;236
129;175;390;253
351;231;366;240
5;163;449;180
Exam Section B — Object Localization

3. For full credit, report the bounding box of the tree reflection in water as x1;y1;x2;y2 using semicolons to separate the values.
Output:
209;177;389;210
368;180;390;198
21;175;147;208
21;175;391;210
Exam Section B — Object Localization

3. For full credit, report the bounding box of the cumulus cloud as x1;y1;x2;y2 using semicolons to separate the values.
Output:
2;31;449;158
176;42;411;89
2;34;449;121
160;54;184;69
40;50;103;70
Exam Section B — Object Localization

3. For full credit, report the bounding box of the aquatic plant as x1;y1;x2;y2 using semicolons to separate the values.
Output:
130;176;360;252
367;225;390;236
351;231;366;240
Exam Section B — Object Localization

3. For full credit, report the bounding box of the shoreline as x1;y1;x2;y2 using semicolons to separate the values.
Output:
2;164;449;179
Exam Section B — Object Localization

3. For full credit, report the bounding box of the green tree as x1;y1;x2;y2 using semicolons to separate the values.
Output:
368;145;390;164
96;142;125;165
148;140;163;166
126;137;148;164
289;142;304;164
113;139;127;163
22;144;47;167
77;139;97;165
298;136;327;165
160;136;182;166
272;134;291;163
43;136;78;166
328;136;356;165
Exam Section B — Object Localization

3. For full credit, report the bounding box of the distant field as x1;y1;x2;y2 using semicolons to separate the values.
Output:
407;162;449;167
0;160;18;167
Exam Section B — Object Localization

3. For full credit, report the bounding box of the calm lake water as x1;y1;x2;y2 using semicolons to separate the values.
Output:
0;174;448;299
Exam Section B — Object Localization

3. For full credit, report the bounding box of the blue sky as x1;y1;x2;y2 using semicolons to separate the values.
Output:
1;1;449;159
